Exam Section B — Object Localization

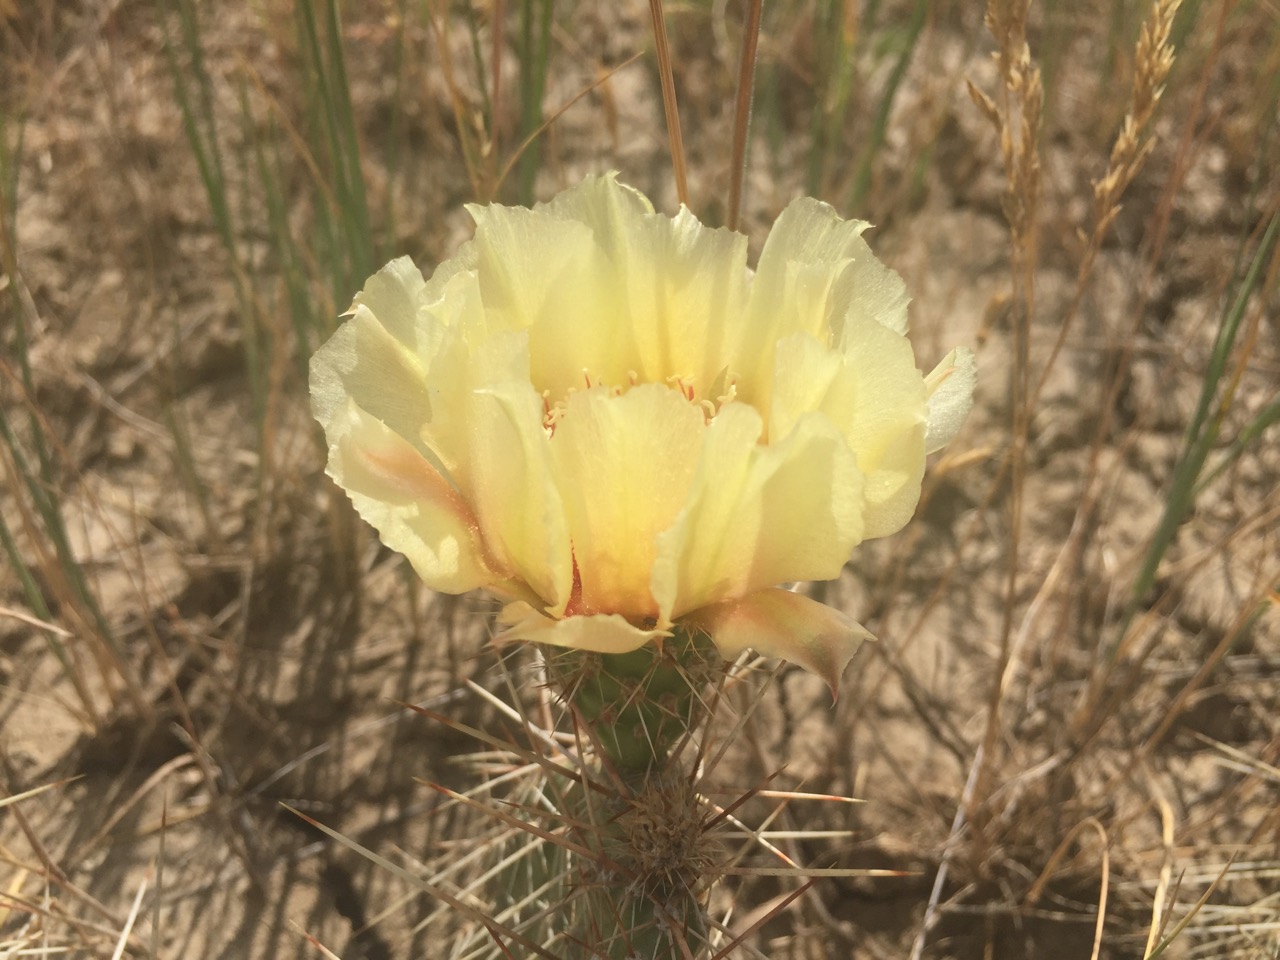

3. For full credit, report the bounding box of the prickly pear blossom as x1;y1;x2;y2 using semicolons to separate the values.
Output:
310;175;973;691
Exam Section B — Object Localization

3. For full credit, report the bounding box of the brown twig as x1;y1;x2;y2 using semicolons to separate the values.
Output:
726;0;762;232
493;52;644;196
648;0;689;207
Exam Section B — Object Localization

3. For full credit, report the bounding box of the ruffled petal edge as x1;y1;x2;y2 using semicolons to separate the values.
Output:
684;587;873;697
924;347;976;454
324;399;502;595
496;602;670;654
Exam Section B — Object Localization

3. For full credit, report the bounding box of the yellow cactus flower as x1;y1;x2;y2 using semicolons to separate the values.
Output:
310;174;974;692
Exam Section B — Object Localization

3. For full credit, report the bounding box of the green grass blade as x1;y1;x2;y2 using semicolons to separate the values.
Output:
805;0;857;197
847;0;926;212
296;0;376;294
1128;208;1280;611
0;248;118;661
517;0;554;205
1194;395;1280;497
322;0;375;276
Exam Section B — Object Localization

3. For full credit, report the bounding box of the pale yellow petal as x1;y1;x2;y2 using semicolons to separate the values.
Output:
736;197;908;405
550;384;706;620
312;260;507;491
771;329;926;539
348;256;432;352
466;381;573;614
539;172;655;246
496;602;668;653
466;202;594;333
477;175;749;400
612;206;749;390
652;404;864;620
924;347;976;454
324;399;499;594
419;262;489;336
418;280;530;483
757;198;908;337
685;588;873;696
470;185;685;402
310;263;437;465
465;203;625;399
764;333;844;441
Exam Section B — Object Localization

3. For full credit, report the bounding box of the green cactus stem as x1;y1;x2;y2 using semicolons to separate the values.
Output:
535;626;722;959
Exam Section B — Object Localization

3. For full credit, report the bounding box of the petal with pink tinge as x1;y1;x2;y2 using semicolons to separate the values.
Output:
685;588;873;696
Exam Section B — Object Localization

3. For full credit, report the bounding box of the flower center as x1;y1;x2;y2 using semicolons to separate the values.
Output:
540;368;740;437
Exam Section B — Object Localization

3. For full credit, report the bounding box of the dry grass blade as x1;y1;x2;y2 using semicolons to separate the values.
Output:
1026;818;1111;960
420;782;599;861
1145;855;1239;959
298;928;345;960
718;866;908;878
490;0;506;171
1192;733;1280;785
493;52;644;197
107;866;149;960
0;604;72;637
647;0;689;207
726;0;762;231
0;777;81;811
425;0;484;198
282;805;564;960
708;880;815;960
962;0;1045;855
1103;573;1279;790
71;754;194;858
3;798;125;933
0;890;130;950
397;700;607;798
1032;0;1184;407
699;788;861;804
